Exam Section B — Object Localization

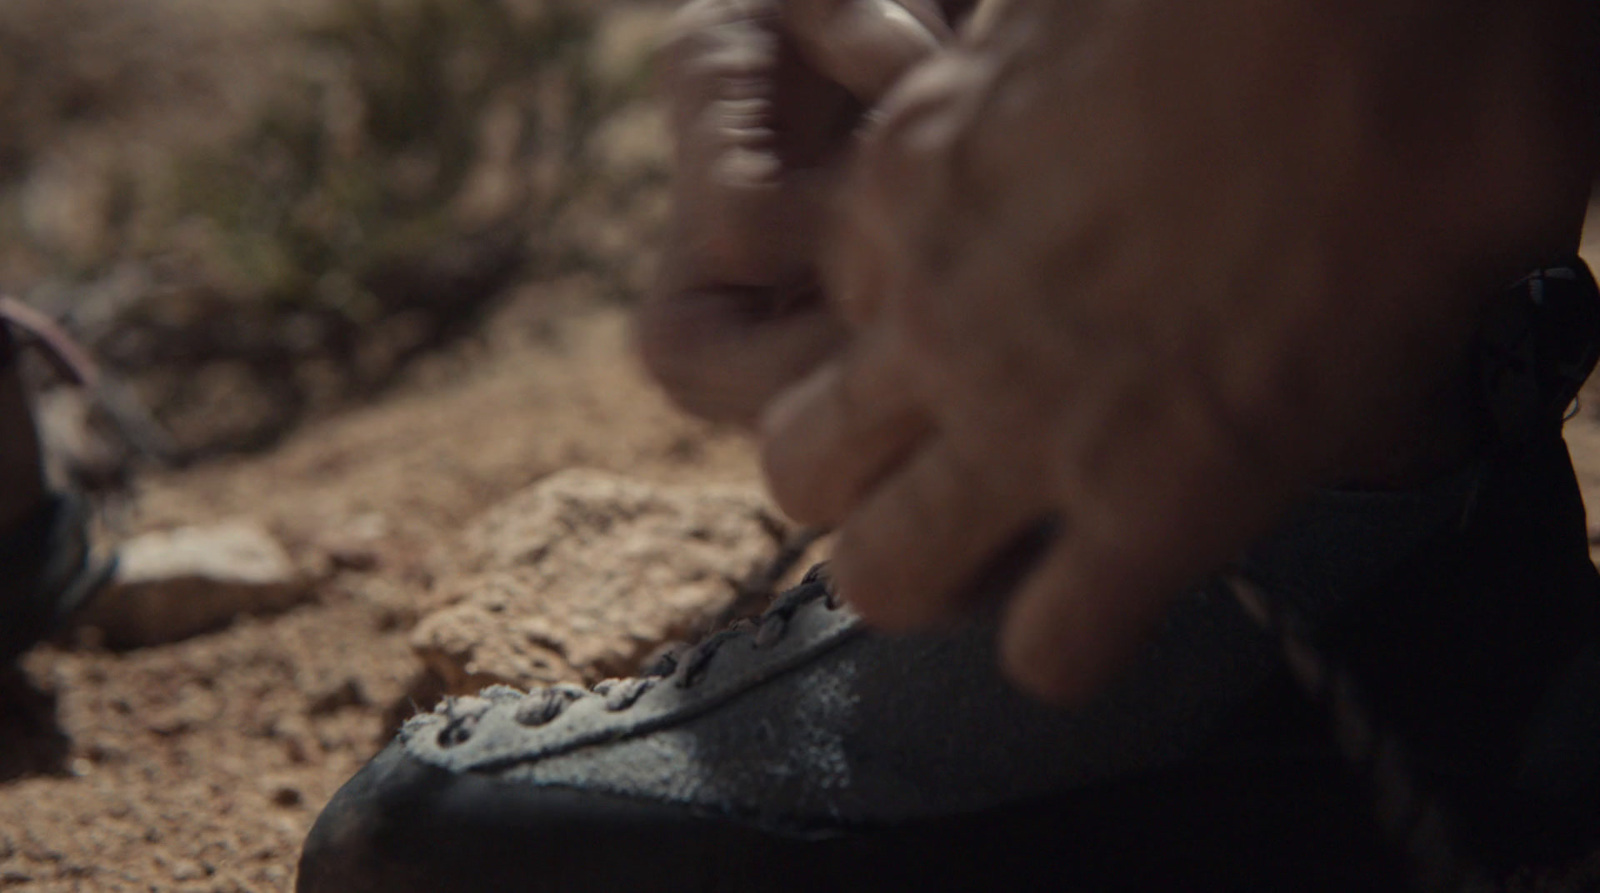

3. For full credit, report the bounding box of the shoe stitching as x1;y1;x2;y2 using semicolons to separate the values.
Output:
511;683;587;727
412;254;1598;887
426;575;843;744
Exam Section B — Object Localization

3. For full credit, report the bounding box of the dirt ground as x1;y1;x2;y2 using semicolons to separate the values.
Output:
0;284;767;892
3;2;1600;885
4;270;1600;891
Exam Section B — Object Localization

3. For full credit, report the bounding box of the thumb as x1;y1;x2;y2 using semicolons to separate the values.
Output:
783;0;950;103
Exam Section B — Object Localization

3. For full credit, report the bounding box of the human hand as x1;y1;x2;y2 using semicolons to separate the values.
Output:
639;0;951;425
761;0;1597;701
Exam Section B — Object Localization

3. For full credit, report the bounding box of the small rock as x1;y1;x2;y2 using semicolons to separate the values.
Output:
411;469;787;692
281;734;312;766
268;785;302;808
317;511;389;573
78;520;308;647
327;545;380;573
305;677;366;715
142;708;191;736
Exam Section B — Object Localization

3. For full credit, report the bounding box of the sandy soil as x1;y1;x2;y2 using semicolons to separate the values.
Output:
0;283;764;892
5;276;1600;890
1;4;1599;881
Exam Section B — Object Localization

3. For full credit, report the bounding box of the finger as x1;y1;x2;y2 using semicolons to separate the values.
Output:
760;331;931;523
663;0;799;284
662;0;778;116
637;283;849;426
996;524;1198;706
995;371;1298;704
823;147;906;327
829;434;1046;629
663;0;779;166
783;0;949;103
825;49;997;324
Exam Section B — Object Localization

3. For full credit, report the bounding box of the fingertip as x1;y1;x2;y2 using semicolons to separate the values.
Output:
760;336;931;525
996;593;1107;707
784;0;946;104
995;539;1173;706
828;527;938;630
758;365;840;524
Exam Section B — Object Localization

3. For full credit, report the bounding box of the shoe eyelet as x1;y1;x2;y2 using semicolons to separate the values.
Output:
437;715;478;747
514;685;583;727
434;696;490;747
603;677;655;712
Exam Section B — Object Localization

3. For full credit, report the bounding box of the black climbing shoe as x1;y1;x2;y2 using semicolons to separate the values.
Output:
298;261;1600;892
299;450;1600;892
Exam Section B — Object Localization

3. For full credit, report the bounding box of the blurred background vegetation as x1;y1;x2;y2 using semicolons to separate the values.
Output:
0;0;673;459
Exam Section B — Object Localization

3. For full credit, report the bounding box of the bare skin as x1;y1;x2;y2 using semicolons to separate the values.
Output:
650;0;1600;701
640;0;951;425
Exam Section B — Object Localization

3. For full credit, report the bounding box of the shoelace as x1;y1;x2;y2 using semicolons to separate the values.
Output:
1223;573;1494;893
1222;259;1600;893
430;562;840;740
423;538;1499;893
428;262;1596;888
642;564;838;685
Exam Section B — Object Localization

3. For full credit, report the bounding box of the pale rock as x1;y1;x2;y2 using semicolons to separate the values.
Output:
79;520;308;647
314;511;391;574
412;469;785;693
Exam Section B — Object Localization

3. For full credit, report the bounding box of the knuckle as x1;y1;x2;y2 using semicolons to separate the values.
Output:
765;435;845;524
828;531;898;618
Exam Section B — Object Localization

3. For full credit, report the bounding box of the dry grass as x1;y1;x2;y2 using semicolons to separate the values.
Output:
0;0;673;458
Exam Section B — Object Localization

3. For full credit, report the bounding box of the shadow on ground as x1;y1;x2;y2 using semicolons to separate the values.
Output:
0;664;70;782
